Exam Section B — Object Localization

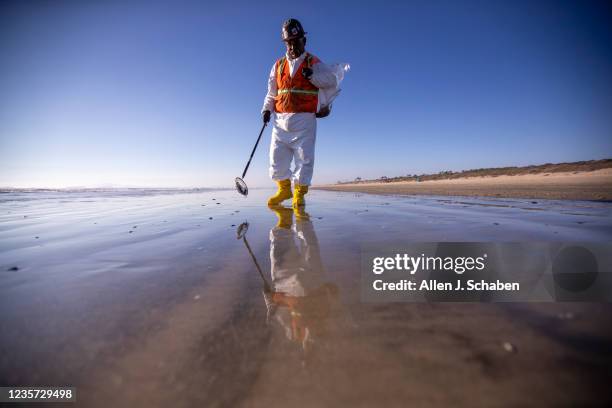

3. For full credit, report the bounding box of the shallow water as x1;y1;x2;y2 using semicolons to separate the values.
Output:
1;189;611;407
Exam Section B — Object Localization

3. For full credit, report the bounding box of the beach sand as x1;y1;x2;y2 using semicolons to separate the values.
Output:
1;189;612;407
316;168;612;201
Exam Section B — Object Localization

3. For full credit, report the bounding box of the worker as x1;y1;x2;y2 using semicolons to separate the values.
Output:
263;206;339;355
262;18;338;208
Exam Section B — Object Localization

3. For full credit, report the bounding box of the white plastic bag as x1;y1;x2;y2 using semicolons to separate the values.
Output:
318;63;350;113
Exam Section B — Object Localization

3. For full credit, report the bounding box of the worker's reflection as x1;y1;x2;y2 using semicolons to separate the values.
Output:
264;206;338;354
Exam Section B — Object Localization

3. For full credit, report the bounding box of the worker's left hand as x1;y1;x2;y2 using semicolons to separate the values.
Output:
302;67;313;79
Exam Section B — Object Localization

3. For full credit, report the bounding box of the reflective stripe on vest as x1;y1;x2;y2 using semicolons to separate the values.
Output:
278;88;318;95
277;57;287;78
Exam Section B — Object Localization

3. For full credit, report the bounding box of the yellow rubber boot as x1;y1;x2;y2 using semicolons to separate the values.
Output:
292;184;309;208
267;179;292;206
293;207;310;222
270;206;294;229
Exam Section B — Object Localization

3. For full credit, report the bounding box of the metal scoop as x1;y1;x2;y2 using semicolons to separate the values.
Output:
236;222;271;291
235;122;268;196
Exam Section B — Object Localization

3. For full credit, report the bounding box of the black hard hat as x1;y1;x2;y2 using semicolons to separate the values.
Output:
282;18;306;42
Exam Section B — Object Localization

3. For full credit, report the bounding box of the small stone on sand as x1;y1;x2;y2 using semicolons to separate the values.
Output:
502;342;517;353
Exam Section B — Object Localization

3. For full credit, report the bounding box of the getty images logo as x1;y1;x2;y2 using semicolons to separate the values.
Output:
372;253;488;275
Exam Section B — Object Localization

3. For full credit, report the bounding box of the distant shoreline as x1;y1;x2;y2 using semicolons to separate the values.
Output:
315;168;612;201
332;159;612;184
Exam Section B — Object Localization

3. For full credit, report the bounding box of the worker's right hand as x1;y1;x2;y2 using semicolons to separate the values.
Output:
263;110;271;124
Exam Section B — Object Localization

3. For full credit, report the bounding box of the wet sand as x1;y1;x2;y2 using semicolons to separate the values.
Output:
1;189;612;407
316;168;612;201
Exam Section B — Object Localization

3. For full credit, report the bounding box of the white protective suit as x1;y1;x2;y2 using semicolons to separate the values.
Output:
269;218;326;298
262;51;338;186
266;214;329;344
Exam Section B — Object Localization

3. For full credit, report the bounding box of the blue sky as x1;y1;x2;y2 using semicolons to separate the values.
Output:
1;0;611;188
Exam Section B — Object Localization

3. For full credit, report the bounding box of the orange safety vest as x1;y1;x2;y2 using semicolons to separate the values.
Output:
274;53;319;113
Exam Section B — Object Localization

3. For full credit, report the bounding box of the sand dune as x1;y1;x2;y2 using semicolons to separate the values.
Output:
316;169;612;201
